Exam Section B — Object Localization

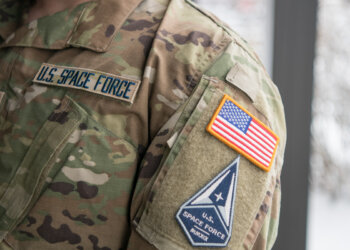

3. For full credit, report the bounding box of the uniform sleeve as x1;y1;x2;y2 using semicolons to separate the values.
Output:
222;37;286;250
128;38;286;249
254;179;281;250
246;174;282;250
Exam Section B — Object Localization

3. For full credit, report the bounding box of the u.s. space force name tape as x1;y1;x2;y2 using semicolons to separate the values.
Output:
33;63;141;104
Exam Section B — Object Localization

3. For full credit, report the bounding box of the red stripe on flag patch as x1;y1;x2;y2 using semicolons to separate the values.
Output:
206;94;279;172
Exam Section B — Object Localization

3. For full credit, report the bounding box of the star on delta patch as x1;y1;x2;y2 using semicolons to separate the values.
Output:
176;156;240;247
206;95;279;172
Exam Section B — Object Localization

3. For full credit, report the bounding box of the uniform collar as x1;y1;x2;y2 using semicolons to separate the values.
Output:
0;0;143;52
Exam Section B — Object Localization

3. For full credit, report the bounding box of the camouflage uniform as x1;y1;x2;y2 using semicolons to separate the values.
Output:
0;0;286;249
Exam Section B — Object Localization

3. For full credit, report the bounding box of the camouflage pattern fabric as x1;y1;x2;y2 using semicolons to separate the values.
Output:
0;0;286;249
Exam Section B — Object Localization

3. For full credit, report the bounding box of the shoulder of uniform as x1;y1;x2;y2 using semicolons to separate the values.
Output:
180;1;286;148
182;0;264;67
183;0;229;29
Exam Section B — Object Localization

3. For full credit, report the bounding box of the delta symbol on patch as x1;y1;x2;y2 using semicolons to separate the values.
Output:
176;156;240;247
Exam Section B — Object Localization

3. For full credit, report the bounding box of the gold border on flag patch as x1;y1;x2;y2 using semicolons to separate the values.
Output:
206;94;279;172
33;63;141;104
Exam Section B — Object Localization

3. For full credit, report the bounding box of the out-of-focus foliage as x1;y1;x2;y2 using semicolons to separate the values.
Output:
311;0;350;199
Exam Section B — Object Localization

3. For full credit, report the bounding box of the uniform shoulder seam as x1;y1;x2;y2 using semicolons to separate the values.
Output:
184;0;232;36
183;0;263;66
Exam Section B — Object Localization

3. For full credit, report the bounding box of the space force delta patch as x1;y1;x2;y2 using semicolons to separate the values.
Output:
176;157;239;247
207;95;279;172
33;63;141;103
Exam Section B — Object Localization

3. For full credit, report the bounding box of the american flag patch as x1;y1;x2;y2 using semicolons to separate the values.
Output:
206;95;279;172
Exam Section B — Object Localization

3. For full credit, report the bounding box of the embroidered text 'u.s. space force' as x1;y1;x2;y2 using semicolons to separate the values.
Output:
207;95;279;172
33;63;141;103
176;157;240;247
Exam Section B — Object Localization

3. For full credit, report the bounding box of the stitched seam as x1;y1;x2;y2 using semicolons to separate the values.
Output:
183;0;261;66
65;2;92;46
184;0;232;37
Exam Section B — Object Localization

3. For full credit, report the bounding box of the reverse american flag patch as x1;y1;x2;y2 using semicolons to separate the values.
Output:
206;95;279;172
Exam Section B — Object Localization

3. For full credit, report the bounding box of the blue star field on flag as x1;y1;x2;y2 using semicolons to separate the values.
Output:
218;100;252;133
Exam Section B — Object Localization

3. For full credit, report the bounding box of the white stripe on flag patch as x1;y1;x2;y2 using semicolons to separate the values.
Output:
216;116;273;158
212;121;270;167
